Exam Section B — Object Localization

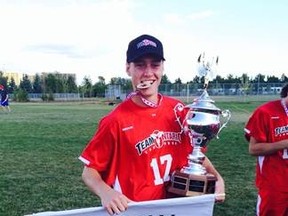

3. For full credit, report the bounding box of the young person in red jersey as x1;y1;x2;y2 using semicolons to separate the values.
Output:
79;34;225;215
245;83;288;216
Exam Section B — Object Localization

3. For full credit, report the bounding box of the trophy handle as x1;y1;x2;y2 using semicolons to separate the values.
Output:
216;109;231;138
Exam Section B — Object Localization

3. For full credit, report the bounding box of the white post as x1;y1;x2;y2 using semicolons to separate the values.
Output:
186;82;189;103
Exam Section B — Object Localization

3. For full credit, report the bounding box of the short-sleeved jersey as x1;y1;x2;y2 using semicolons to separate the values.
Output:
244;99;288;192
79;96;192;201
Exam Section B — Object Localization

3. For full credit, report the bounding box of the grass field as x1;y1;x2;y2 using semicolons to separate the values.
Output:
0;100;265;216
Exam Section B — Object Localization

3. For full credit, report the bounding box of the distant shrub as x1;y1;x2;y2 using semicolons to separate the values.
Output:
48;92;54;101
13;89;29;102
41;94;48;101
41;92;54;102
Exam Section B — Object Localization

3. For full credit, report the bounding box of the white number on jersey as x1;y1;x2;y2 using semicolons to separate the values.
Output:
150;154;172;185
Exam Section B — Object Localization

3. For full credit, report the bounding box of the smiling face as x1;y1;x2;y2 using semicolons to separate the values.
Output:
126;55;164;100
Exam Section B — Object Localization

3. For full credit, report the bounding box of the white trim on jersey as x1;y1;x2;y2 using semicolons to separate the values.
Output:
244;128;250;134
113;175;123;193
258;156;265;173
78;156;90;165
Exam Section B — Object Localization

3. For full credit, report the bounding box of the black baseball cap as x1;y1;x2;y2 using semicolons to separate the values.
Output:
126;34;165;63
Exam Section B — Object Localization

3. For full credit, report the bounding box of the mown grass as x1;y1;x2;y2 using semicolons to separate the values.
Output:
0;101;264;216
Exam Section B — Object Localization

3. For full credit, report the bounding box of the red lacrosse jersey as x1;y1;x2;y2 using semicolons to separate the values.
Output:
244;99;288;192
79;96;193;201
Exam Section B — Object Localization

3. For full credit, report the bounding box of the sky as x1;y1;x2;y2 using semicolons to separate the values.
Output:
0;0;287;85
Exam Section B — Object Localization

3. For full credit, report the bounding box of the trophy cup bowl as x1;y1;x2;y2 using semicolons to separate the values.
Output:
168;54;231;197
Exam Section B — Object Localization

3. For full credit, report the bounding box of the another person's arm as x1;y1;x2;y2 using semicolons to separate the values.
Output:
249;136;288;156
82;166;132;215
3;95;8;103
203;156;225;202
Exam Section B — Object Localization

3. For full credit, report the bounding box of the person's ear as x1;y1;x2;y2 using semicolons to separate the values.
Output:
126;63;131;76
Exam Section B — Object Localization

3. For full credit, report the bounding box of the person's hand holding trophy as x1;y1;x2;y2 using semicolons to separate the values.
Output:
168;53;231;201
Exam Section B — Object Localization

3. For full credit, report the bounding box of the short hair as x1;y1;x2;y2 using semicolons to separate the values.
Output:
280;83;288;98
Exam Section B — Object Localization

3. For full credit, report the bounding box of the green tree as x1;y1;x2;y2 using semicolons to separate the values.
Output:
66;75;78;93
13;88;29;102
159;74;171;93
224;74;240;91
240;73;251;95
267;75;280;83
33;74;42;93
173;78;183;95
174;78;182;84
45;73;57;93
252;74;266;83
252;74;266;94
93;76;106;97
19;74;33;93
192;75;201;84
187;76;201;92
161;74;171;84
54;73;65;93
121;78;132;92
81;76;93;97
7;77;17;94
109;77;132;94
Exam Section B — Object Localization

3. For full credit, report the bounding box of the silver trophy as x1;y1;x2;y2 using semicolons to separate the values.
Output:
168;53;231;197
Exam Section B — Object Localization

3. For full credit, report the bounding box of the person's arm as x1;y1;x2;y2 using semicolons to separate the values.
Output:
82;166;132;215
3;95;8;103
249;136;288;156
203;156;225;202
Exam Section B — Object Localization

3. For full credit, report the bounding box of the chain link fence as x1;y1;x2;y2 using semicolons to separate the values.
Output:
105;83;283;102
15;82;283;102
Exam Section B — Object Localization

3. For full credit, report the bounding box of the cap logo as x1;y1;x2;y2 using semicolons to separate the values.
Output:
137;39;157;49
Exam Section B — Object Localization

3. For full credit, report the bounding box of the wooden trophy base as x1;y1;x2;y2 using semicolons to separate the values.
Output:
168;170;216;197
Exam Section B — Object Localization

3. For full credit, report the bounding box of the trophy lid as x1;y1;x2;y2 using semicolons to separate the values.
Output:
186;89;221;112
